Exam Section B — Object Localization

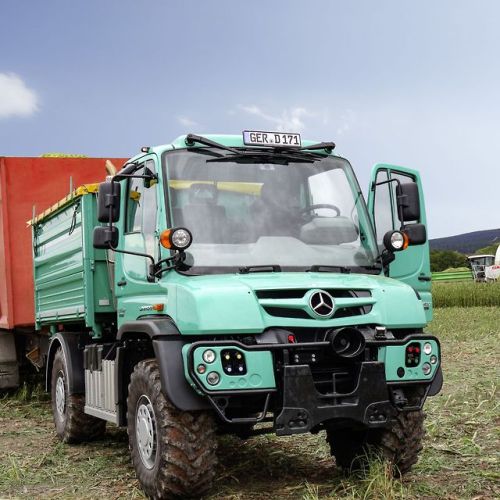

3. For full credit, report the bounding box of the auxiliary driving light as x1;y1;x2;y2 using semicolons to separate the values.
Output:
207;371;220;386
203;349;216;364
197;364;206;374
383;230;409;252
423;342;432;355
430;355;437;364
160;227;192;250
422;363;432;375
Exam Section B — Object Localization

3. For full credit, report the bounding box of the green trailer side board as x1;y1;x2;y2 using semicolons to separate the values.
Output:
32;190;115;336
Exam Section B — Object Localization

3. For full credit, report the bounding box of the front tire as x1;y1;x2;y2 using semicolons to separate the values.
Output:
127;359;218;499
51;347;106;443
326;410;425;476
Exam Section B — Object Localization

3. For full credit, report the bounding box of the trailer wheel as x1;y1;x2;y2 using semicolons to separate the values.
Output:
326;410;425;476
51;347;106;443
127;359;217;498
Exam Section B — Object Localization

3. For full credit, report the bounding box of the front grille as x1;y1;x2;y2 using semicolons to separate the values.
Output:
257;288;373;320
263;307;311;319
256;289;371;299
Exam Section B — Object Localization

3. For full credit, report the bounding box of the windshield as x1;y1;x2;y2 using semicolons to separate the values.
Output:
163;149;380;274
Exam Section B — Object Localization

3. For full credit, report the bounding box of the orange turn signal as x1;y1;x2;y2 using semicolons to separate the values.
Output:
402;232;410;250
160;229;172;249
152;303;164;312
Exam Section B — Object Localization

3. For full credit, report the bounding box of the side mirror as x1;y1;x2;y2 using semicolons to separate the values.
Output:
93;226;119;249
97;182;121;223
396;182;420;221
404;223;427;245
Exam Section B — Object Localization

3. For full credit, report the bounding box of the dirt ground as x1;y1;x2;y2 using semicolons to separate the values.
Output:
0;307;498;499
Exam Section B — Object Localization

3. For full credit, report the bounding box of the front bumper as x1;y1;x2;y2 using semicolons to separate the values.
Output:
183;334;442;435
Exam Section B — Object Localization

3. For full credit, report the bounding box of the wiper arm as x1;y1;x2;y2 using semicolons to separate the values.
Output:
307;265;351;274
300;142;336;154
239;264;282;274
185;133;240;154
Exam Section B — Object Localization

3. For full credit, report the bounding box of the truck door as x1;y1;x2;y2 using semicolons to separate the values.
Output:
114;156;160;322
367;164;432;321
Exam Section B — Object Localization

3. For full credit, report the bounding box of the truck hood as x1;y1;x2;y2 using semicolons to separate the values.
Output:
164;272;427;335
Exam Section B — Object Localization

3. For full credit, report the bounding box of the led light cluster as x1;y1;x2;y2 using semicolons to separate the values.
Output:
221;349;247;375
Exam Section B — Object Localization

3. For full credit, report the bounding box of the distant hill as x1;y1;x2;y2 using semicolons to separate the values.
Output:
430;228;500;254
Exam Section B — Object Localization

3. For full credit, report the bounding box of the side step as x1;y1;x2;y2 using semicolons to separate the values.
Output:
83;345;118;424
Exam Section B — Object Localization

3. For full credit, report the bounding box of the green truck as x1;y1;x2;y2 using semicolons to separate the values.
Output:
32;132;441;498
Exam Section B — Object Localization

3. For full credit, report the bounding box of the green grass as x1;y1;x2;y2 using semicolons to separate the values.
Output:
432;280;500;307
0;307;498;499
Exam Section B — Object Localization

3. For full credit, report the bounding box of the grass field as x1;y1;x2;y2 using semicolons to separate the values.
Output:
432;281;500;307
0;307;498;499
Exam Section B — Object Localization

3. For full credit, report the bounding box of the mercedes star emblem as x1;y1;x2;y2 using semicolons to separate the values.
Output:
309;290;335;318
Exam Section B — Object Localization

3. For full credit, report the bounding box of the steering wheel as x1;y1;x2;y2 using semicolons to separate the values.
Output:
299;203;341;217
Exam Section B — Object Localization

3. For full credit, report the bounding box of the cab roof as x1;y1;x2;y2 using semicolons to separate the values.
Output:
129;134;328;163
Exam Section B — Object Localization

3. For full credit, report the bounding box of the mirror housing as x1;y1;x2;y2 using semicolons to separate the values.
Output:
396;182;420;221
93;226;119;249
97;182;121;223
404;223;427;245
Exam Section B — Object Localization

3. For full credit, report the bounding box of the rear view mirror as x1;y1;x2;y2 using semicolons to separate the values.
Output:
404;223;427;245
97;182;121;223
396;182;420;221
93;226;119;249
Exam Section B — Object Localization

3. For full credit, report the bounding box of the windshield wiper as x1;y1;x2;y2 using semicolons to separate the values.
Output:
206;151;315;164
239;264;282;274
299;141;336;154
307;265;351;274
185;133;240;154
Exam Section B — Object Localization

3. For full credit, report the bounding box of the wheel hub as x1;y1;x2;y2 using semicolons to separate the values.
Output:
136;396;157;469
55;372;66;417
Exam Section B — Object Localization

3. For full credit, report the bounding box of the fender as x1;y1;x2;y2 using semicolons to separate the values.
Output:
118;318;209;411
117;318;180;340
45;332;88;394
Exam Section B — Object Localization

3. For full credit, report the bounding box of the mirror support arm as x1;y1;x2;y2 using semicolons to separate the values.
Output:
371;178;404;228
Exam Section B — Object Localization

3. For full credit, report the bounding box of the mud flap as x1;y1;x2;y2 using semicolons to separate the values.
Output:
0;331;19;389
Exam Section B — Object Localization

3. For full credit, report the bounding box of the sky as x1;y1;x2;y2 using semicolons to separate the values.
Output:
0;0;498;238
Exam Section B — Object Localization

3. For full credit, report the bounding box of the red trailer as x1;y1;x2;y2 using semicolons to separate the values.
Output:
0;157;126;388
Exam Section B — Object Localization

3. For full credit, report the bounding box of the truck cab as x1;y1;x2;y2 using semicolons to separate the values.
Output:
39;132;441;498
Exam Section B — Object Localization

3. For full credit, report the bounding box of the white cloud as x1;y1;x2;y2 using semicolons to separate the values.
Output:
177;115;199;128
0;73;39;119
238;105;311;132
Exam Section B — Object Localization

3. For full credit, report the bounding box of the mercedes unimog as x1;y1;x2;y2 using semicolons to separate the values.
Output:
30;132;442;498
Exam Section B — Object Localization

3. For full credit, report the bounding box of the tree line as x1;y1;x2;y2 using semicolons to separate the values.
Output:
430;244;499;272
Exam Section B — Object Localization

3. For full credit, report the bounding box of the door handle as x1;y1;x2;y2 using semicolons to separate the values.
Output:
117;280;127;286
418;276;431;282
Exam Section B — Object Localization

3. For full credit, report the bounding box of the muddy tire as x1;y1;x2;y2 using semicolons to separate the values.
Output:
326;410;425;476
51;347;106;443
127;359;217;499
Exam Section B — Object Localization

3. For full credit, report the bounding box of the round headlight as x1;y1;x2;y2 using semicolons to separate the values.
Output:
422;362;432;375
383;230;409;252
171;228;192;249
423;342;432;355
206;371;220;386
160;227;192;250
202;349;216;364
390;232;405;250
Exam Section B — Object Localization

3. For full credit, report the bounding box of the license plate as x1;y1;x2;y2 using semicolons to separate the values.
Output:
243;130;301;148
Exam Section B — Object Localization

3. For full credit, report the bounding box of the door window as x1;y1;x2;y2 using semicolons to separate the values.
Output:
125;159;158;258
